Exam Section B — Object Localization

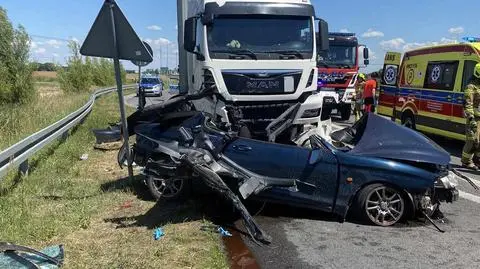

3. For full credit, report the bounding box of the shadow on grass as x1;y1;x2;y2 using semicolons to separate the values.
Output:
101;176;342;238
100;174;154;201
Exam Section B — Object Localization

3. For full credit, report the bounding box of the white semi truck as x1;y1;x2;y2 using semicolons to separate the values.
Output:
176;0;330;141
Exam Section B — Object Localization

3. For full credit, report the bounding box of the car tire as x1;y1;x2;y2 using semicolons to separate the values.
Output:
402;113;416;130
146;175;190;201
354;183;407;227
340;105;351;121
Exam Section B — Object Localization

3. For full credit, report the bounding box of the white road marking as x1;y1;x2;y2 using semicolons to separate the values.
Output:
459;190;480;204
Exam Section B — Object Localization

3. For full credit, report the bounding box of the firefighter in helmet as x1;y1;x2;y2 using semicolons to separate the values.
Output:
462;63;480;170
353;73;366;121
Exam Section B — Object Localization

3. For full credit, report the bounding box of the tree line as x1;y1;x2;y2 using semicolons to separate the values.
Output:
0;6;127;104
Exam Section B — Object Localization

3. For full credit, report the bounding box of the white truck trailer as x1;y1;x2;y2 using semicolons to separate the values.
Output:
176;0;330;141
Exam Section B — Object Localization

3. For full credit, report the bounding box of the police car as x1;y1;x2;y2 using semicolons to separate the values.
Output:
137;75;163;97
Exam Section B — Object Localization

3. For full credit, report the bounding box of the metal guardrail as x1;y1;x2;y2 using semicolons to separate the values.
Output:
0;85;135;180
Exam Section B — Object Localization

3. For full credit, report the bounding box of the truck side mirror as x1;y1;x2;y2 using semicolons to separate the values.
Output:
364;59;370;65
317;19;329;52
184;17;197;53
363;47;369;59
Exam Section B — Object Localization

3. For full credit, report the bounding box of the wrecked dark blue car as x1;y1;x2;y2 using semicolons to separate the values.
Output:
124;99;460;244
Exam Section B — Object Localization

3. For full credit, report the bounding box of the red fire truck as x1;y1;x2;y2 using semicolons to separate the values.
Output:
317;32;369;120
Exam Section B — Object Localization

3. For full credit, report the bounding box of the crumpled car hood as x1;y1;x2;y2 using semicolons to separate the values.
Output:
346;114;450;166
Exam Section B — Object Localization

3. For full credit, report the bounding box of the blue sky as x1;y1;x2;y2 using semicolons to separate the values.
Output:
1;0;479;72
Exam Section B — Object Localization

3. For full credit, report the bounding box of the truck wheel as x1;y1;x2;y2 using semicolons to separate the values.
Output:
354;184;406;226
340;105;351;121
402;113;416;130
146;175;190;201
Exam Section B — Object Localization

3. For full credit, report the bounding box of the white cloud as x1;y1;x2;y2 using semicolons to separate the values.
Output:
29;41;38;49
46;39;63;48
362;28;384;38
144;37;172;48
339;28;350;33
34;47;46;54
380;38;405;50
448;26;464;35
147;25;162;31
52;53;59;57
440;37;456;44
401;37;457;51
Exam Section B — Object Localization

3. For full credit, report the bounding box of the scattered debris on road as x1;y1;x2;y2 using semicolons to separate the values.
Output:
153;227;165;240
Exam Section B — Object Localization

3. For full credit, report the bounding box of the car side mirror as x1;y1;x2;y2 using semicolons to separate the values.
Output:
317;19;329;52
363;47;369;59
184;17;197;53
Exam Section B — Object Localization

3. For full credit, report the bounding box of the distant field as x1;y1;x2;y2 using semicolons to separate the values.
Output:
33;71;58;78
33;71;58;83
126;73;137;81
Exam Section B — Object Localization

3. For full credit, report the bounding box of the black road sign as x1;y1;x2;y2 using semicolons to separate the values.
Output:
79;0;151;181
131;41;153;67
80;0;153;62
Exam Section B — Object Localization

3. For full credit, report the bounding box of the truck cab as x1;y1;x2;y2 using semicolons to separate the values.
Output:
316;32;369;120
180;0;329;140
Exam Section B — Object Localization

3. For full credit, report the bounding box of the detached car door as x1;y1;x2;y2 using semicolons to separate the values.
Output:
223;138;338;210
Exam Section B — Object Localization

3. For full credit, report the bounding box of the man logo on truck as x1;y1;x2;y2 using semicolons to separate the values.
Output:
246;80;280;89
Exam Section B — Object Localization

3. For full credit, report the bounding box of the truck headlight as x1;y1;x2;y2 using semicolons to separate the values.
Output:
302;108;320;118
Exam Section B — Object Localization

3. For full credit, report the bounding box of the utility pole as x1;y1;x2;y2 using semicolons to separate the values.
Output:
166;43;169;74
159;47;162;72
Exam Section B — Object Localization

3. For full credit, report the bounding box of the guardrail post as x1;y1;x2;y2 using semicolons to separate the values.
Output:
60;131;69;142
19;159;29;177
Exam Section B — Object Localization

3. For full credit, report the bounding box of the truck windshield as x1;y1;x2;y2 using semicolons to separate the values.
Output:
318;45;357;68
207;15;313;60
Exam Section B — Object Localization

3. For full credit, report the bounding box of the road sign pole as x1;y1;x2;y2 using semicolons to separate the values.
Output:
108;2;133;180
137;65;143;110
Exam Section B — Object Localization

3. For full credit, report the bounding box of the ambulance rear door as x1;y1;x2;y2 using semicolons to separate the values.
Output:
378;52;402;118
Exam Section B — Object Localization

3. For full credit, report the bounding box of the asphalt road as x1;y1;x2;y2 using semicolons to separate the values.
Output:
124;92;173;108
125;96;480;268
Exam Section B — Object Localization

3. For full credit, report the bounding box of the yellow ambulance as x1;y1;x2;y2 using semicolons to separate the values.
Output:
377;38;480;140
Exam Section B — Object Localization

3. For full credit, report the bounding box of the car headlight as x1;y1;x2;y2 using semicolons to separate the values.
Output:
435;171;459;189
302;108;320;118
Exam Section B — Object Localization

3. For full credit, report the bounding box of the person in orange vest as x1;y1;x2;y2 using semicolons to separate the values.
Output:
363;73;377;113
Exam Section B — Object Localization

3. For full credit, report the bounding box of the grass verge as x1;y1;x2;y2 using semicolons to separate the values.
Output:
0;82;89;150
0;92;228;268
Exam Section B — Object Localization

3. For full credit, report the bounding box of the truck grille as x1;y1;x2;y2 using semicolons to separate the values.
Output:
222;70;302;95
227;102;295;122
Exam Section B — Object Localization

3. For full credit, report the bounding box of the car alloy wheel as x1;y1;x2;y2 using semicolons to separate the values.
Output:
364;185;405;226
147;175;184;199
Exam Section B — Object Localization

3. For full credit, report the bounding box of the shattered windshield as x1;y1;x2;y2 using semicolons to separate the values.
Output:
207;15;313;60
317;45;357;68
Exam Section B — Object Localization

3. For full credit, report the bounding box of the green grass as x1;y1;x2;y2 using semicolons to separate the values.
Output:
0;86;89;151
0;92;228;268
